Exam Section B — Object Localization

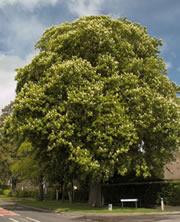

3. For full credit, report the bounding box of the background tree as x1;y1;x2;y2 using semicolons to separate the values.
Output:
0;102;15;185
10;140;45;199
10;16;179;206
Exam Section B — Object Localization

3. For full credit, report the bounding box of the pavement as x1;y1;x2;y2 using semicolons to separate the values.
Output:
80;214;180;222
1;200;180;222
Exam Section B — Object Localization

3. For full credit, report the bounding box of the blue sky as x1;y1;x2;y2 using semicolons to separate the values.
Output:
0;0;180;109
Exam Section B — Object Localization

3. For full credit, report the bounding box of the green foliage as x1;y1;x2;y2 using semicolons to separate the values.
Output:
0;102;15;183
2;189;12;197
9;16;179;185
11;140;41;184
158;182;180;205
15;189;38;198
176;85;180;93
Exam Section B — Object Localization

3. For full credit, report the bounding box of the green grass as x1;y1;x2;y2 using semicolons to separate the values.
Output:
0;195;15;200
13;198;161;214
1;195;180;214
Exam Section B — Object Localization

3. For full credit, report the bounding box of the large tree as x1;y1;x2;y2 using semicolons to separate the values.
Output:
10;16;179;206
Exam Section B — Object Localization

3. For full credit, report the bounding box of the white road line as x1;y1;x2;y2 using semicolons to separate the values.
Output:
8;218;20;222
17;218;30;222
26;217;41;222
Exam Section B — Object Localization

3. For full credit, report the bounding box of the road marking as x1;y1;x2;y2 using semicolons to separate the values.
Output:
8;218;19;222
26;217;41;222
0;208;18;216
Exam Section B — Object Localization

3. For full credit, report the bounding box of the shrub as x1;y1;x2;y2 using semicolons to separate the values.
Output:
158;182;180;205
2;189;12;197
15;190;38;198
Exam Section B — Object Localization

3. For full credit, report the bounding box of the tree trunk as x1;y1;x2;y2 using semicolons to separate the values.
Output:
67;181;73;203
56;189;59;200
88;181;103;207
68;191;72;203
61;183;65;201
38;175;44;201
11;176;17;196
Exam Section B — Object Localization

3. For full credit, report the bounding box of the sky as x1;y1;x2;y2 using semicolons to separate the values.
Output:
0;0;180;109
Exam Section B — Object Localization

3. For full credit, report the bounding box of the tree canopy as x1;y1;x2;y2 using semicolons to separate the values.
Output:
7;16;179;197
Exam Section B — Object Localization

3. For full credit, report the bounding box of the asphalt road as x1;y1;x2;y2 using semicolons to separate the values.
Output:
0;201;79;222
1;200;180;222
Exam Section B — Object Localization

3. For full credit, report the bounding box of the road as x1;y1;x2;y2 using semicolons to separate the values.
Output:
1;200;180;222
0;201;79;222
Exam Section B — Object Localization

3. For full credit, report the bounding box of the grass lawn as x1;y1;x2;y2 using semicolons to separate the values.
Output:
1;195;180;214
13;198;161;214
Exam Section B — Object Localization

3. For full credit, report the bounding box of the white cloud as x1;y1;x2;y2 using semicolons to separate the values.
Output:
0;13;46;58
0;52;36;110
68;0;105;16
160;39;168;53
7;16;45;55
0;8;46;110
165;62;172;70
0;0;59;10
